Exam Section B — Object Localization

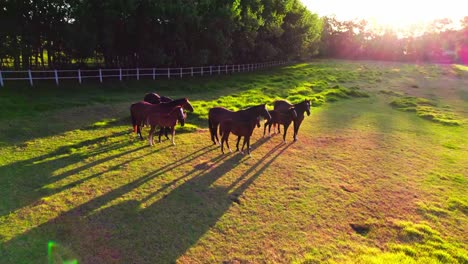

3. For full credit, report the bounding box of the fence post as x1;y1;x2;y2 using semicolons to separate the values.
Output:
28;70;33;86
78;69;82;84
137;68;140;80
180;68;182;78
152;68;155;80
191;67;193;77
201;67;203;76
99;69;102;83
210;66;212;75
218;65;220;75
238;65;240;72
119;68;122;81
54;69;59;85
168;68;170;79
0;70;4;87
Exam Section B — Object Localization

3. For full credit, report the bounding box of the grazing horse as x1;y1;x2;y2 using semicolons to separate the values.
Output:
219;117;261;155
208;104;271;145
131;98;194;140
273;99;310;141
143;93;177;140
147;106;186;146
263;108;297;142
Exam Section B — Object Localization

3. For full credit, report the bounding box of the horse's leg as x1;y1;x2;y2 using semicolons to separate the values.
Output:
137;125;143;140
209;119;216;145
283;123;290;143
171;126;176;145
246;136;251;157
294;120;303;141
263;122;267;137
158;127;164;143
214;123;221;145
165;127;170;140
236;136;241;151
148;125;156;146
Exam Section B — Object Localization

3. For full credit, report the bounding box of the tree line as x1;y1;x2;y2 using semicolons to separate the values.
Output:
0;0;322;69
320;16;468;64
1;1;466;70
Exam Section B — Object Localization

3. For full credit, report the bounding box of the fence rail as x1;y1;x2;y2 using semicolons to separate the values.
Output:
0;61;286;87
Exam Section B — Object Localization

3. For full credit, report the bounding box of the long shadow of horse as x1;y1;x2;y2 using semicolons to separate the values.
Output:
0;131;151;218
1;139;292;263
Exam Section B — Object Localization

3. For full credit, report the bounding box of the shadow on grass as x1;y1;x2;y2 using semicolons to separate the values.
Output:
1;139;292;263
0;131;143;218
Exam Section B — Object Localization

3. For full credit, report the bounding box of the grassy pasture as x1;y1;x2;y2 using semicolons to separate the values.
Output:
0;60;467;263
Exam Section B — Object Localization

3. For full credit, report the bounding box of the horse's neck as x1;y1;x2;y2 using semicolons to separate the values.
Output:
294;104;307;117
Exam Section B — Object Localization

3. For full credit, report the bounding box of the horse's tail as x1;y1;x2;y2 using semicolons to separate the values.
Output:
208;118;214;136
130;105;137;133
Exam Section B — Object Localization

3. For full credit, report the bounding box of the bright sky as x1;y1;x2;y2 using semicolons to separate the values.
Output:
302;0;467;31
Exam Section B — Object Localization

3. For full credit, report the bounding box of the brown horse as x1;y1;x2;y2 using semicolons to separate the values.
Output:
263;108;297;142
131;98;193;140
219;117;261;156
143;93;176;140
273;99;310;141
208;104;271;145
147;106;186;146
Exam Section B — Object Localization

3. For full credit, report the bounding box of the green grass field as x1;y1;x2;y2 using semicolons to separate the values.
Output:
0;60;466;263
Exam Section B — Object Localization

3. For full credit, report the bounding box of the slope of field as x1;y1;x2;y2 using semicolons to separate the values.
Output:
0;60;466;263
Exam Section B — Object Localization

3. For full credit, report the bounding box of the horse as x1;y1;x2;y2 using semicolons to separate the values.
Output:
208;104;271;145
273;99;310;141
147;106;186;146
143;93;177;140
143;93;161;104
263;108;297;142
131;98;194;140
219;117;261;156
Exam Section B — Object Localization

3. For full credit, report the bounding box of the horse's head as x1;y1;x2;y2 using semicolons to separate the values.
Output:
183;98;194;112
255;117;261;128
289;107;298;119
177;107;186;126
304;99;311;116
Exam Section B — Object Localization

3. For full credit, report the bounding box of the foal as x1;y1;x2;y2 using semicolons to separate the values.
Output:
147;107;186;146
219;117;261;156
263;108;297;142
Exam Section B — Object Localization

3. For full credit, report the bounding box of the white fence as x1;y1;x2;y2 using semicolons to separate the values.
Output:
0;61;286;87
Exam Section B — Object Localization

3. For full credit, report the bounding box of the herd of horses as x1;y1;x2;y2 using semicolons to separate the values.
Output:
130;92;311;156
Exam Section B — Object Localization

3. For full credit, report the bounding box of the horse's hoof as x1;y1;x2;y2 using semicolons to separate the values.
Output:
229;148;232;153
294;137;298;142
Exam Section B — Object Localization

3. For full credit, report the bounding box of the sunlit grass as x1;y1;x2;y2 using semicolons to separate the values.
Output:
0;60;466;263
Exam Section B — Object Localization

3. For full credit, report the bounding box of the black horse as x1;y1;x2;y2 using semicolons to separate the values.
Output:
143;93;180;141
263;108;297;142
273;99;310;141
208;104;271;146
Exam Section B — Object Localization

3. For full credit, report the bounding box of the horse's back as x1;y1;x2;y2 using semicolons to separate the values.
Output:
143;93;161;104
209;107;234;122
273;100;293;112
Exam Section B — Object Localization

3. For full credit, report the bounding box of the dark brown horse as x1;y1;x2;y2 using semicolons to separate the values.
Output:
208;104;271;145
219;117;261;156
263;108;297;142
131;98;193;140
143;93;161;104
273;99;310;141
147;106;186;146
143;93;176;140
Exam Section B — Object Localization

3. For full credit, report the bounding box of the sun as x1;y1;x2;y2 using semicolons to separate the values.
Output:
302;0;466;32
